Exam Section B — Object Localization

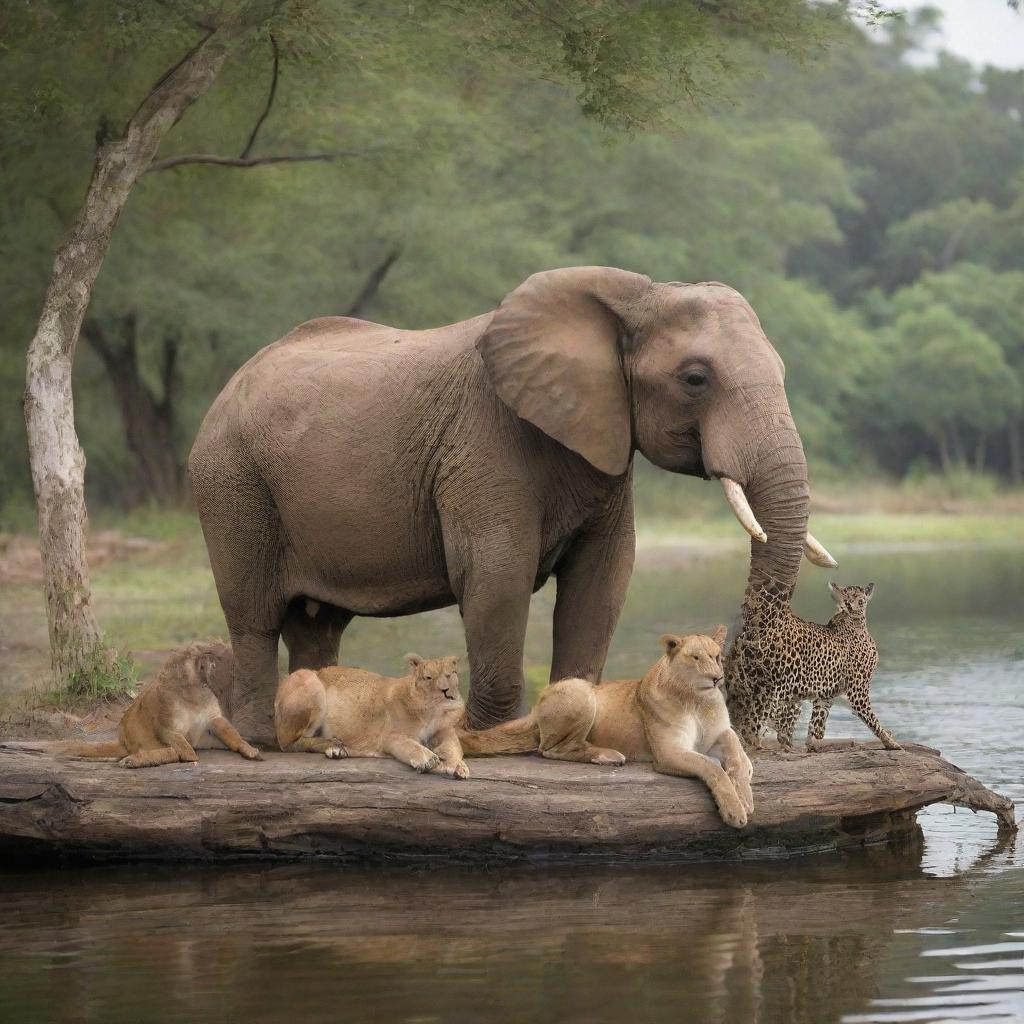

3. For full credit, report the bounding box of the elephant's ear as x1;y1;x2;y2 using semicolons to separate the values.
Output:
477;267;651;475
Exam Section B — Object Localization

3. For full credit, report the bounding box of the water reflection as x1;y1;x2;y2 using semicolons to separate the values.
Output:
0;833;1019;1024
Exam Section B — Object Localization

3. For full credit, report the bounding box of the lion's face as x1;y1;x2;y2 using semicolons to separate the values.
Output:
405;653;463;706
659;629;727;693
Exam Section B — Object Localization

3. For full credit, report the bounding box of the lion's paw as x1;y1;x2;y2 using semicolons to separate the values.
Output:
738;785;755;815
591;750;626;766
324;743;347;759
413;752;441;773
719;801;748;829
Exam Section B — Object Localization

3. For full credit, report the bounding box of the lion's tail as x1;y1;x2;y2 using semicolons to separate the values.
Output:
459;712;539;756
54;739;127;759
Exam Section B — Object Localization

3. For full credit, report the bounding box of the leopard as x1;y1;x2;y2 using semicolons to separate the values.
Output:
725;578;901;754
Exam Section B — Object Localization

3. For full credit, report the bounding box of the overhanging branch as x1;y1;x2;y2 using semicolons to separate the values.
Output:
146;149;378;172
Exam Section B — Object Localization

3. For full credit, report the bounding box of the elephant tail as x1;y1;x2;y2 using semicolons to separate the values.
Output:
458;712;539;756
54;739;127;760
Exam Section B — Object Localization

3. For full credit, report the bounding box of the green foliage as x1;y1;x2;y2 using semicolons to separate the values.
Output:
1;0;1023;510
876;305;1021;469
63;641;138;704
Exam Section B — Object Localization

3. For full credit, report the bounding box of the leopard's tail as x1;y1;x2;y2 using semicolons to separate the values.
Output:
458;712;539;756
54;739;127;759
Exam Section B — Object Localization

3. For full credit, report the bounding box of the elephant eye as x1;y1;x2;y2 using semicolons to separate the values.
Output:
682;370;708;388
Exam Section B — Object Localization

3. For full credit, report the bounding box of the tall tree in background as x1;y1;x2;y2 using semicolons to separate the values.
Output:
21;4;276;681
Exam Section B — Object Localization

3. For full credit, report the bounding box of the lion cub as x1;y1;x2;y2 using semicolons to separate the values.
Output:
460;627;753;828
58;641;261;768
275;653;469;778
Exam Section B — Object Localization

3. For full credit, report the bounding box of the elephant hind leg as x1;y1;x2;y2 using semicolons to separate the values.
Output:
193;465;287;743
225;624;282;745
281;597;353;672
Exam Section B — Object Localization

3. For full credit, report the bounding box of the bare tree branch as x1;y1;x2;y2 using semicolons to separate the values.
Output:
147;27;385;176
146;149;378;172
239;34;280;159
346;246;403;318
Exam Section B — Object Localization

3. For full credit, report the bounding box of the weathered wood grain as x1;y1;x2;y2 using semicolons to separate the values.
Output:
0;741;1014;863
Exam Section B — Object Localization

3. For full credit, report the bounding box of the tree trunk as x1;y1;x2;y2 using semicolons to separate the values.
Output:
83;316;184;505
973;435;987;475
935;430;951;473
23;14;262;683
1008;419;1022;484
949;423;967;468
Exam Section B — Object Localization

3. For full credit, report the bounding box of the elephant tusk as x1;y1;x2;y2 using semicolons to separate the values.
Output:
720;478;767;544
804;532;838;568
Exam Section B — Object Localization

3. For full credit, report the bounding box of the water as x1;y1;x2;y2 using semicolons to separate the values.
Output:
1;541;1022;1024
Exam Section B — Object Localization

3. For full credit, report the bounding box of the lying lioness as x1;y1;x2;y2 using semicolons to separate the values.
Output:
275;653;469;778
460;627;753;827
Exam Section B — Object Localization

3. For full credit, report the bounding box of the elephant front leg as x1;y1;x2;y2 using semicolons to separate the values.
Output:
460;571;536;728
445;517;541;730
550;494;634;683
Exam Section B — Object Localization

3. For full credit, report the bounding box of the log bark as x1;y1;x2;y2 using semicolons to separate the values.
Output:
22;10;266;682
0;741;1013;864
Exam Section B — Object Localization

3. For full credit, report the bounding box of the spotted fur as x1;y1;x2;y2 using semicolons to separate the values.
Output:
725;580;900;753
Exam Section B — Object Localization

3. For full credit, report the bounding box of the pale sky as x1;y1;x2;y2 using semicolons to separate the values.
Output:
891;0;1023;69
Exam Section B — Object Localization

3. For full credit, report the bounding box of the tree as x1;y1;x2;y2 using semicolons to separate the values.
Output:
878;199;999;290
888;264;1024;479
879;306;1021;472
22;3;277;682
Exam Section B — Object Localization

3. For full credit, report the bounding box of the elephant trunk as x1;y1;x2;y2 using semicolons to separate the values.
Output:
703;386;811;600
742;422;810;599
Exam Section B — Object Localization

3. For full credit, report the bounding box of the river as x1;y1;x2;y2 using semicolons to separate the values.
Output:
1;541;1021;1023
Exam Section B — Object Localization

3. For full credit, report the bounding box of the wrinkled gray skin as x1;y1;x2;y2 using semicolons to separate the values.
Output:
189;267;810;741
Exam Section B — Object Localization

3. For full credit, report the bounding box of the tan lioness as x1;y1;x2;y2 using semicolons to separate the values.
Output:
275;653;469;778
57;641;262;768
460;627;753;827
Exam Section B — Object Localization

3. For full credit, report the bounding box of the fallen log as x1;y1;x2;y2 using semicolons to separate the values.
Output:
0;740;1014;864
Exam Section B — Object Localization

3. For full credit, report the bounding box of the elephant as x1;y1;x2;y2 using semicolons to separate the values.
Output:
188;266;836;741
